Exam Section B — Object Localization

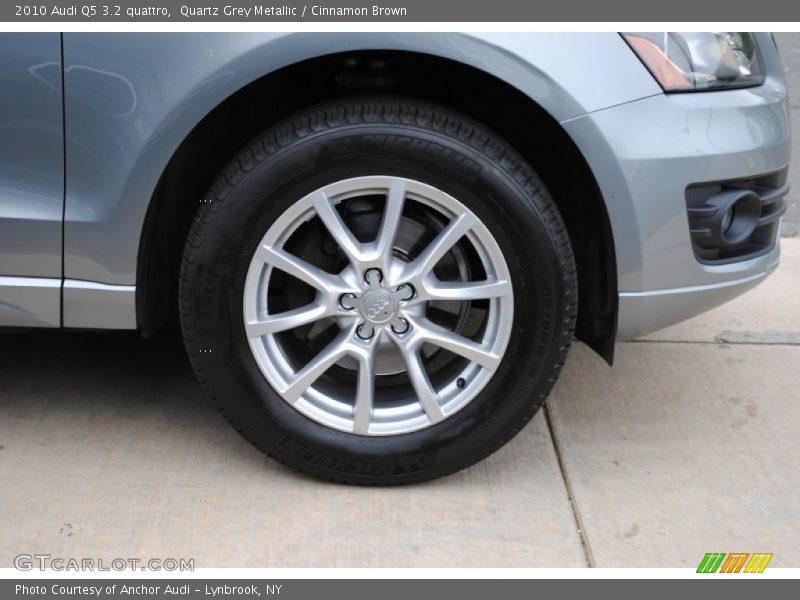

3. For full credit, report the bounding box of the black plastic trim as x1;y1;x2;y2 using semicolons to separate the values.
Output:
685;168;788;265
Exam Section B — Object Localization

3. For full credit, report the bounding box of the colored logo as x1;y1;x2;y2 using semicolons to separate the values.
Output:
697;552;773;573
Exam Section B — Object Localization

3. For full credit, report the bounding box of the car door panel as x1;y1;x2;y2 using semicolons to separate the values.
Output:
0;33;63;327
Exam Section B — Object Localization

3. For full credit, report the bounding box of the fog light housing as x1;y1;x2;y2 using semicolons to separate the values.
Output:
689;189;761;248
685;170;788;264
720;192;761;245
720;207;734;235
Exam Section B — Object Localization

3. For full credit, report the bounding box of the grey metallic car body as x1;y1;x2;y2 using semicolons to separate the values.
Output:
0;32;790;355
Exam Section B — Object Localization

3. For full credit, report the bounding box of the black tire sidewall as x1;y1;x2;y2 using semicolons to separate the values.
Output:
181;101;574;483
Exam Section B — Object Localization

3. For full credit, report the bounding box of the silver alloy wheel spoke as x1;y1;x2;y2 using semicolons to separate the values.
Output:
244;176;513;435
402;212;477;282
311;190;364;267
353;347;377;434
246;302;329;338
255;244;342;292
282;328;352;403
411;278;513;305
375;179;406;273
413;316;502;371
398;343;445;424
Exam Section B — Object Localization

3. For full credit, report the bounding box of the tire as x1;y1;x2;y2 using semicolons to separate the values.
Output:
179;96;577;485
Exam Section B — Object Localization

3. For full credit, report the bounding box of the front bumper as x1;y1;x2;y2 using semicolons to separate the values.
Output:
617;260;779;339
562;40;790;340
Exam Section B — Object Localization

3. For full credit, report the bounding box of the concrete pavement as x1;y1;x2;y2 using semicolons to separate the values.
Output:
0;331;585;568
1;240;798;568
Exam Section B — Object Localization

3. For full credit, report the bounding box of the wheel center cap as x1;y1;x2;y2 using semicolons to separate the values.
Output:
339;269;414;339
358;289;397;324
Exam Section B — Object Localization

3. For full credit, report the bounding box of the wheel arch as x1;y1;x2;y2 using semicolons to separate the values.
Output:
136;47;618;363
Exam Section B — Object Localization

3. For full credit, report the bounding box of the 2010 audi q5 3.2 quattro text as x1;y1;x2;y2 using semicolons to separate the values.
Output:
0;33;789;483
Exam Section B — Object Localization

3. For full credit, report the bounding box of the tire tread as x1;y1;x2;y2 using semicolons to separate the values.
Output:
179;96;578;485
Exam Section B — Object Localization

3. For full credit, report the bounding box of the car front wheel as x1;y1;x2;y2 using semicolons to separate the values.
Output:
179;97;577;484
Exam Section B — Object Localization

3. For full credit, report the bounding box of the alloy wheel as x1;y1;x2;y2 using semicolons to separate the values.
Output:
243;176;514;435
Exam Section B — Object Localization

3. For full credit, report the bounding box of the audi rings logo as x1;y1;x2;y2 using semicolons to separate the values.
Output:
359;291;395;324
366;294;391;319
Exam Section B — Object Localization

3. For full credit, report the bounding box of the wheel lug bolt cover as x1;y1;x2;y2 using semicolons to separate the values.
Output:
364;268;383;285
356;323;375;340
339;293;357;310
391;318;410;334
396;283;415;301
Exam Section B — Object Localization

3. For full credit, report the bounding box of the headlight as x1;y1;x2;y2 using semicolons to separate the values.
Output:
622;32;765;92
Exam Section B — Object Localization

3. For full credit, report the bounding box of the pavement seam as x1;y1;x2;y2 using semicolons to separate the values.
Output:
626;339;800;346
543;402;596;568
